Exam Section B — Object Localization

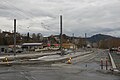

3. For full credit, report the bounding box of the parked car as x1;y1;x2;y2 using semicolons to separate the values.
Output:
57;49;73;55
8;48;13;53
109;48;118;52
16;49;23;53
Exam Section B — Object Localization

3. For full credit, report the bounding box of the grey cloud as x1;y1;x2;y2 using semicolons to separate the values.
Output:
0;0;120;37
95;27;120;33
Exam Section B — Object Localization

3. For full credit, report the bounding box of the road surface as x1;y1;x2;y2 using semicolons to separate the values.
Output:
0;49;119;80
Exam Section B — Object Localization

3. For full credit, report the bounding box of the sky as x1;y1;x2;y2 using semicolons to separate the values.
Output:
0;0;120;37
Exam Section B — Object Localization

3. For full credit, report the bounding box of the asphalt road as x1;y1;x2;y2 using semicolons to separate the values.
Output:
0;49;119;80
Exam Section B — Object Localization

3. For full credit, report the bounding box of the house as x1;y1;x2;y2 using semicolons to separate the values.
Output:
62;43;76;49
22;43;43;51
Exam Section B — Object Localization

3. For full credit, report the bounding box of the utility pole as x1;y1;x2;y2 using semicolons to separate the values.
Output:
60;15;63;55
27;27;30;42
72;33;75;50
85;33;87;38
85;33;87;47
72;33;74;43
14;19;16;56
27;32;29;42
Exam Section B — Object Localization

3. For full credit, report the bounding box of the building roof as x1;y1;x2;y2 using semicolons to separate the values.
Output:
22;43;42;46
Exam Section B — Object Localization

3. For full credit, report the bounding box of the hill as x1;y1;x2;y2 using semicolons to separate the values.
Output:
87;34;116;43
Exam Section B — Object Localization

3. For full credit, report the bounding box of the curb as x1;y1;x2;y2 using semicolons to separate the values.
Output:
108;52;120;72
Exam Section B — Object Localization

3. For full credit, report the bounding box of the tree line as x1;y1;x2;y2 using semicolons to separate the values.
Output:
0;31;44;45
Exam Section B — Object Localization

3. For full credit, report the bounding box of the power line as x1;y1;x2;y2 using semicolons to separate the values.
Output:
1;0;59;33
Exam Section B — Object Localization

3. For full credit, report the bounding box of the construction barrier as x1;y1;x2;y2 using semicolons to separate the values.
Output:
4;57;10;66
100;57;108;70
67;57;72;64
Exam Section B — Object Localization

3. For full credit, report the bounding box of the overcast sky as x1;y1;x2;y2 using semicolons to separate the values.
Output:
0;0;120;37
